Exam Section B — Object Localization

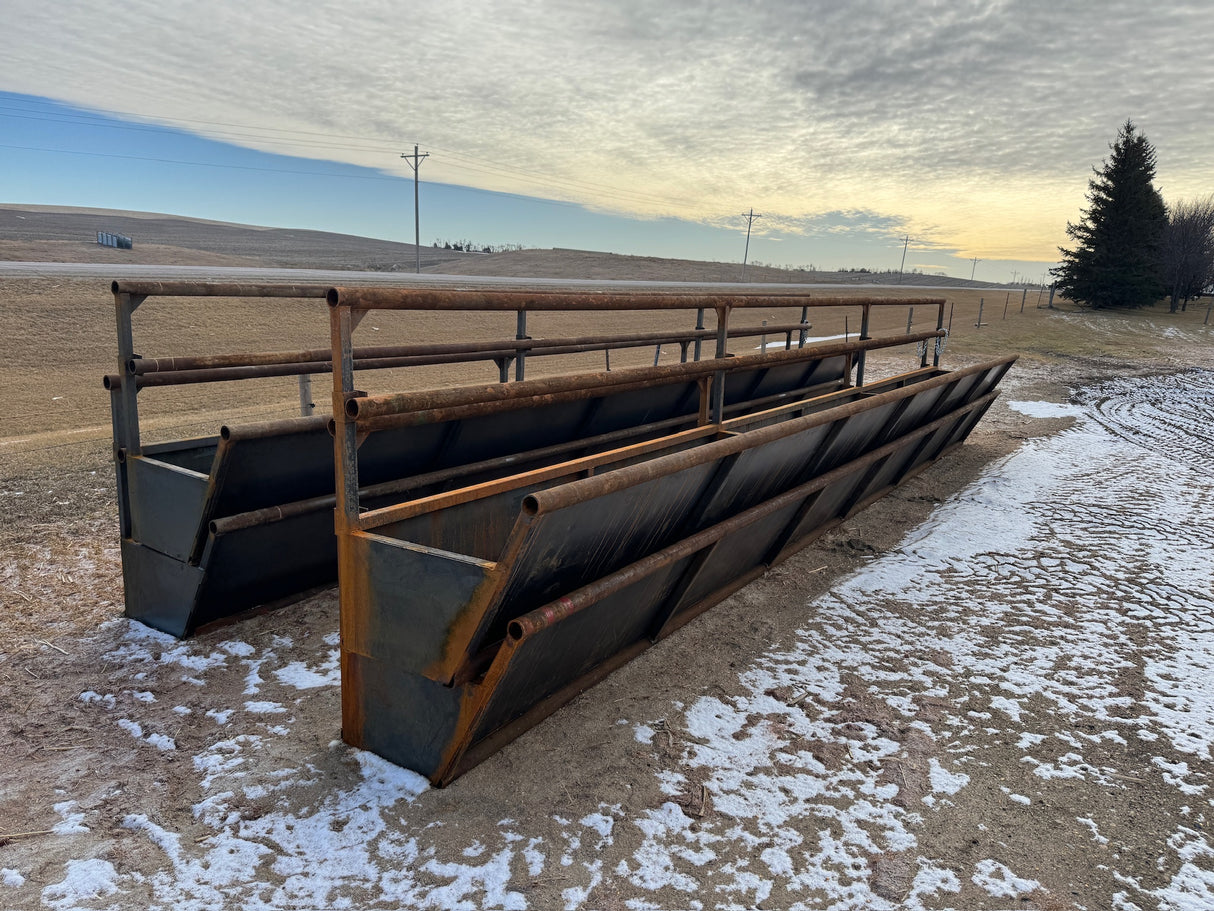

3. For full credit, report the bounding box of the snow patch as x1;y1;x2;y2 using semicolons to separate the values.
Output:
972;859;1041;897
41;859;119;910
244;700;286;714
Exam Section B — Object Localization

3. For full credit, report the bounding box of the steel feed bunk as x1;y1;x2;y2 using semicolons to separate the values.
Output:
323;286;1015;785
105;280;1013;784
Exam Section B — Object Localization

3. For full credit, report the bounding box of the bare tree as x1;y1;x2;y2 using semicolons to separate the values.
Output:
1164;196;1214;312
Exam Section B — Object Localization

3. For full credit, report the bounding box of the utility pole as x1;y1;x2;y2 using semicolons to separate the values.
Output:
970;257;981;281
740;208;763;281
401;144;430;273
897;234;911;283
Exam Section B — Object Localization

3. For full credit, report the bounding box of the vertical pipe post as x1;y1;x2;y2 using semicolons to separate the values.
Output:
605;349;612;371
855;303;871;387
1003;297;1009;320
113;291;144;456
693;308;705;361
760;319;768;353
906;307;914;335
710;305;730;423
653;345;662;367
799;305;809;348
930;302;944;367
514;309;527;381
330;304;361;531
1021;288;1027;313
976;298;985;328
331;300;362;759
112;290;146;541
298;375;314;416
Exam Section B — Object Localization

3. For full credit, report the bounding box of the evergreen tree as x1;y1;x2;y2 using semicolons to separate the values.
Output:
1053;120;1168;309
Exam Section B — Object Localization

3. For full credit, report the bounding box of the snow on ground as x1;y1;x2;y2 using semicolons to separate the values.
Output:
11;371;1214;908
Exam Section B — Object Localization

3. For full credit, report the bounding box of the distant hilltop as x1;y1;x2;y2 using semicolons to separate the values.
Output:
0;204;1000;286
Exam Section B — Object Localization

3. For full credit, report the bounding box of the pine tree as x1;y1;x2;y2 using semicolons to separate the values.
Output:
1053;120;1168;309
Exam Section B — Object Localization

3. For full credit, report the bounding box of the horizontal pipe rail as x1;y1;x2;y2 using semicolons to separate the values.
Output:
206;374;855;537
112;280;331;298
348;331;943;422
207;412;706;536
125;323;815;379
328;286;945;312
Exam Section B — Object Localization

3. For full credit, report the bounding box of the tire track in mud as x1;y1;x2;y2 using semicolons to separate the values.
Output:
1074;369;1214;475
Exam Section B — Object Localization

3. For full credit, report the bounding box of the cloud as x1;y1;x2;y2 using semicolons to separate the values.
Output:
2;0;1210;261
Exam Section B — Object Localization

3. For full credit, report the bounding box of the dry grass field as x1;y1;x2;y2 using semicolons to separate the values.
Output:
3;214;1214;909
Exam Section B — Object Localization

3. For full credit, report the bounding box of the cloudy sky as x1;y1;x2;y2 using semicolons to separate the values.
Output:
2;1;1211;278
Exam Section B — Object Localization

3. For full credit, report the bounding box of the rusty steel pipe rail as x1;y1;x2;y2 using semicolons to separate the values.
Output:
346;331;942;424
127;323;814;377
111;280;331;298
121;323;824;388
339;374;844;439
206;411;704;536
327;285;945;313
204;370;852;538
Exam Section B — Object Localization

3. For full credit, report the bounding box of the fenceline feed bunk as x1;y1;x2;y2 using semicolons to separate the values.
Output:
106;278;1016;784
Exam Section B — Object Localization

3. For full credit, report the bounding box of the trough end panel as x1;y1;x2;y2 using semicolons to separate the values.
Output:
119;539;205;638
341;651;466;784
126;456;209;563
344;532;497;681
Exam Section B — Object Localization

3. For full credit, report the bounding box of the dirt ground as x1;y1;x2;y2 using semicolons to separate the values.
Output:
2;269;1214;909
